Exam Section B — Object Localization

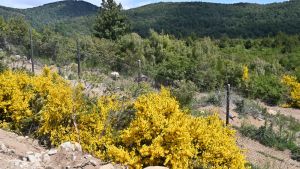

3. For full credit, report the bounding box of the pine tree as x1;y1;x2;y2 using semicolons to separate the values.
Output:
94;0;129;40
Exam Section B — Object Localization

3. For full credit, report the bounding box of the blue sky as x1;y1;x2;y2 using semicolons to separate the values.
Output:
0;0;288;9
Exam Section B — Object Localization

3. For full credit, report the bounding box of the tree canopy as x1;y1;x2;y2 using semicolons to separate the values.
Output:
94;0;129;40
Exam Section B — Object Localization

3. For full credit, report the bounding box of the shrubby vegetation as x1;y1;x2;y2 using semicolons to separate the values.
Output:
239;113;300;161
0;14;300;107
0;68;248;168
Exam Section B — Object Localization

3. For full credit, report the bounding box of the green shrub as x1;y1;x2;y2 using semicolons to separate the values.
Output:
239;123;257;138
291;147;300;161
171;80;197;107
248;75;287;105
235;99;266;118
202;91;224;107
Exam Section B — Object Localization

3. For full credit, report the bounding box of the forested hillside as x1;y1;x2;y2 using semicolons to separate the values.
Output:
0;1;97;35
126;1;300;37
1;0;300;37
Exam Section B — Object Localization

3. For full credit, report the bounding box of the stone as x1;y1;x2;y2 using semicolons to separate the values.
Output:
72;153;77;161
7;148;15;154
26;152;42;163
267;109;277;115
33;140;39;145
16;136;25;142
143;167;169;169
84;154;92;159
0;143;8;153
42;153;51;162
74;142;82;152
99;164;115;169
89;159;98;166
26;151;34;156
45;166;55;169
48;149;58;156
60;142;75;151
27;154;38;162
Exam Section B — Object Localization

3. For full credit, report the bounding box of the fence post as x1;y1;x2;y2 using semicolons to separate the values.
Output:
76;39;81;79
226;84;230;125
30;28;34;74
138;59;141;84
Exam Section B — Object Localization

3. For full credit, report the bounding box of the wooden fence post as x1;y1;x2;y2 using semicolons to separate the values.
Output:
76;39;81;79
30;28;34;74
138;59;141;84
226;84;230;125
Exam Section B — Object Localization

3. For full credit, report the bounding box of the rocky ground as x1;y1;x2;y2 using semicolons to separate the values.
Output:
0;129;170;169
0;129;125;169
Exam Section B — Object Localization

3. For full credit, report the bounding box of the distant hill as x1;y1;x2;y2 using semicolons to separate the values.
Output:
1;0;300;38
126;1;300;38
0;1;98;35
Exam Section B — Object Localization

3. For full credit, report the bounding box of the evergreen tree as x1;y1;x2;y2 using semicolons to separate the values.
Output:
94;0;129;40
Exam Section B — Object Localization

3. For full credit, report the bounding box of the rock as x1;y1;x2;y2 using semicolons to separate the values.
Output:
89;159;98;166
45;166;54;169
7;148;15;154
26;152;42;163
110;71;120;80
72;153;77;161
84;154;92;159
144;167;169;169
26;151;34;156
99;164;115;169
0;142;8;153
42;153;51;163
47;149;58;156
27;154;38;162
267;109;277;115
74;142;82;152
16;136;25;142
10;159;24;167
33;140;39;145
60;142;75;151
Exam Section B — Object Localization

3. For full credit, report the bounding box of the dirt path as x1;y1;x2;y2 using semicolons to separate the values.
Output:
197;105;300;169
237;133;300;169
265;105;300;121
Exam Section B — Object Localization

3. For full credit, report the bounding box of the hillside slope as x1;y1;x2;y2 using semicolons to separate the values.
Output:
126;1;300;37
1;0;300;37
0;1;97;35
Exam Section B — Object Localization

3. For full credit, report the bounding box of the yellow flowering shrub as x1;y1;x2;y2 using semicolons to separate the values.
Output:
0;70;33;130
0;69;247;169
282;75;300;108
190;115;246;169
106;88;247;169
242;65;249;83
76;94;128;159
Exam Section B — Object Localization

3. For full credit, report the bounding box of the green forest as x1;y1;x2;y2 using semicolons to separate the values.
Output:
1;0;300;37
